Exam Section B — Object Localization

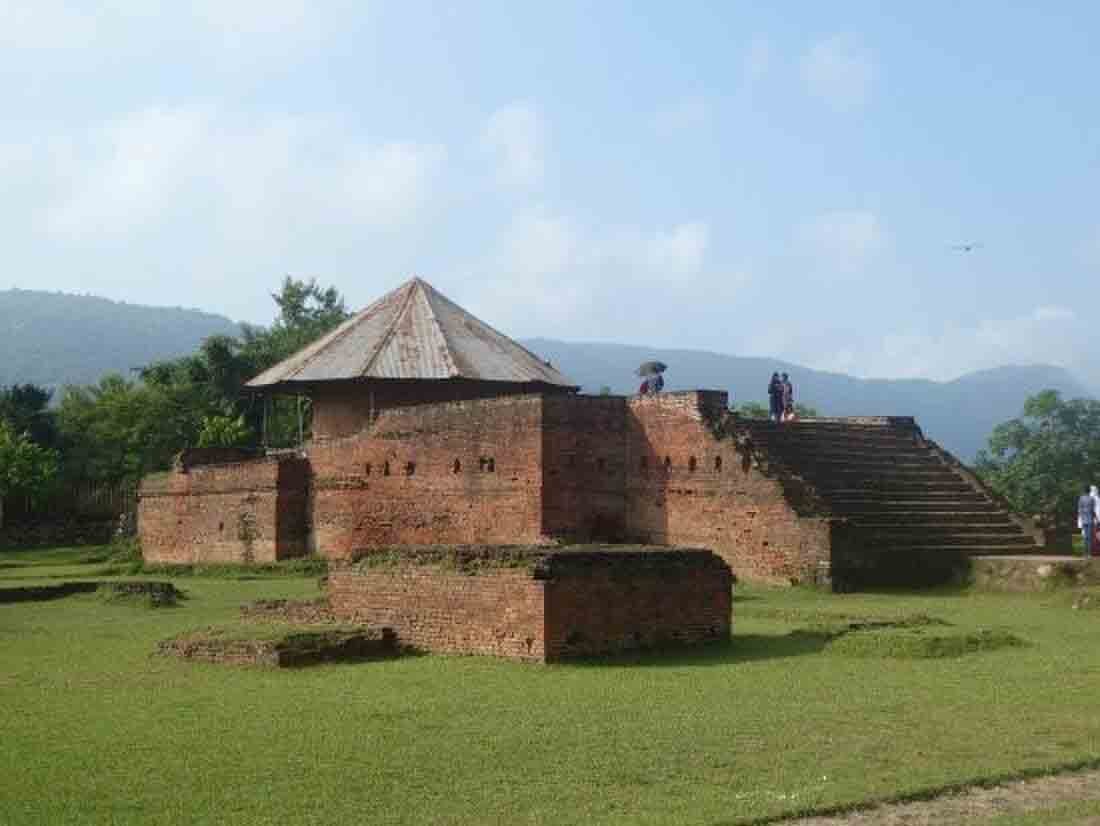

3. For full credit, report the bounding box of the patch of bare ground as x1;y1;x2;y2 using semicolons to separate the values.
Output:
779;767;1100;825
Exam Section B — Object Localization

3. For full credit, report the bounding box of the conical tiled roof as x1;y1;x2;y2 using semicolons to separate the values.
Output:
246;277;576;389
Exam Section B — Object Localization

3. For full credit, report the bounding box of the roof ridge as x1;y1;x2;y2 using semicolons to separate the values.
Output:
359;278;419;378
414;279;458;377
424;281;567;373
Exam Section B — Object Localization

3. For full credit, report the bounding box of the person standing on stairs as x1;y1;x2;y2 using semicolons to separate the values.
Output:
1078;486;1097;558
768;373;783;422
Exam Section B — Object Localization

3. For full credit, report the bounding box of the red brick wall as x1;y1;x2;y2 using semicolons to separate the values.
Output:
625;392;831;584
310;380;573;440
325;547;733;662
308;396;547;559
540;395;628;540
542;551;731;659
327;563;547;661
138;389;832;583
138;456;308;564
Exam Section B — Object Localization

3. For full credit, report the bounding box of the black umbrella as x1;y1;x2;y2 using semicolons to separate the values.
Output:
636;360;668;377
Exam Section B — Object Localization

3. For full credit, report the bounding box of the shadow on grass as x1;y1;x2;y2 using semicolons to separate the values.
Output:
563;631;830;669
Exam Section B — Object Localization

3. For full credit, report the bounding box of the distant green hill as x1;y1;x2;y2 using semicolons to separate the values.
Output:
522;338;1095;461
0;289;240;390
0;290;1088;461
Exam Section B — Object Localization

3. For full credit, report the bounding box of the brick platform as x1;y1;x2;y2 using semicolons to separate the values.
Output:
325;545;733;662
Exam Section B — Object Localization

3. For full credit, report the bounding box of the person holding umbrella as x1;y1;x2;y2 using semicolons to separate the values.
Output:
637;361;667;394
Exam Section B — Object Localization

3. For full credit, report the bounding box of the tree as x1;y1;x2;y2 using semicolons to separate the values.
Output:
56;375;183;483
0;384;58;449
54;277;351;483
197;413;252;448
0;421;59;521
142;277;350;445
975;390;1100;519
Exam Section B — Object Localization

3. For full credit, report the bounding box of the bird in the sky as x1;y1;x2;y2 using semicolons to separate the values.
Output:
951;242;983;252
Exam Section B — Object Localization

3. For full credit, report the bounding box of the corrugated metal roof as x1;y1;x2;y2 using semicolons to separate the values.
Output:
246;277;577;389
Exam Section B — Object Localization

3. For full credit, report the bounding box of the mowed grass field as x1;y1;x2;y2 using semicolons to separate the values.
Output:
2;547;1100;825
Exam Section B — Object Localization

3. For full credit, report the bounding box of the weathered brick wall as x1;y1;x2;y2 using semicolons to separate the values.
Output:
540;395;628;540
308;396;547;559
542;550;731;659
625;392;831;584
327;554;548;661
310;380;572;440
138;456;309;564
326;546;733;662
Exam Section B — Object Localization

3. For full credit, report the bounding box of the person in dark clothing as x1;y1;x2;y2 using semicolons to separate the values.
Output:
767;372;783;422
1078;486;1097;559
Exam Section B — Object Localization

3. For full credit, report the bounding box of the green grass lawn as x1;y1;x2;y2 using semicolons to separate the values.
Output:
2;547;1100;825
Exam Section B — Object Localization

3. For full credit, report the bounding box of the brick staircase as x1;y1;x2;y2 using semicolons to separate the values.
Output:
736;417;1041;587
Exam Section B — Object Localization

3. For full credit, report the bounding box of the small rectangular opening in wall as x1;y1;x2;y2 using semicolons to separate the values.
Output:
596;458;606;472
405;461;416;476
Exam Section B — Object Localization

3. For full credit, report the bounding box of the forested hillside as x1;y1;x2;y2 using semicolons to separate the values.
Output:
0;290;239;389
0;289;1092;462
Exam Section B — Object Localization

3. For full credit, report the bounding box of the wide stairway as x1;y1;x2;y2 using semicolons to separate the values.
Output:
738;417;1039;581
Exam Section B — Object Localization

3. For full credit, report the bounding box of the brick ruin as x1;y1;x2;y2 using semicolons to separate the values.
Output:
139;389;1041;589
138;276;1042;608
326;546;733;662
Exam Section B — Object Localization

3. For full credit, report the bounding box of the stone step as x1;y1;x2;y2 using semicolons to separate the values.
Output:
853;543;1040;556
746;434;923;451
797;468;963;482
830;499;1000;512
826;488;987;499
769;454;942;469
853;532;1036;548
845;512;1019;526
814;481;976;494
852;524;1031;539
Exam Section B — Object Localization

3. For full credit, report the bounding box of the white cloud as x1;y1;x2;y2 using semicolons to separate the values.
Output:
652;96;710;136
469;208;717;337
799;210;883;268
644;223;710;278
802;35;874;111
0;1;358;69
39;106;445;241
481;102;545;189
743;37;772;84
0;1;96;49
0;105;446;320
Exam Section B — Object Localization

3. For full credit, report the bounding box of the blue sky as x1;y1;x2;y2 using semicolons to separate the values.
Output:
2;2;1098;387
